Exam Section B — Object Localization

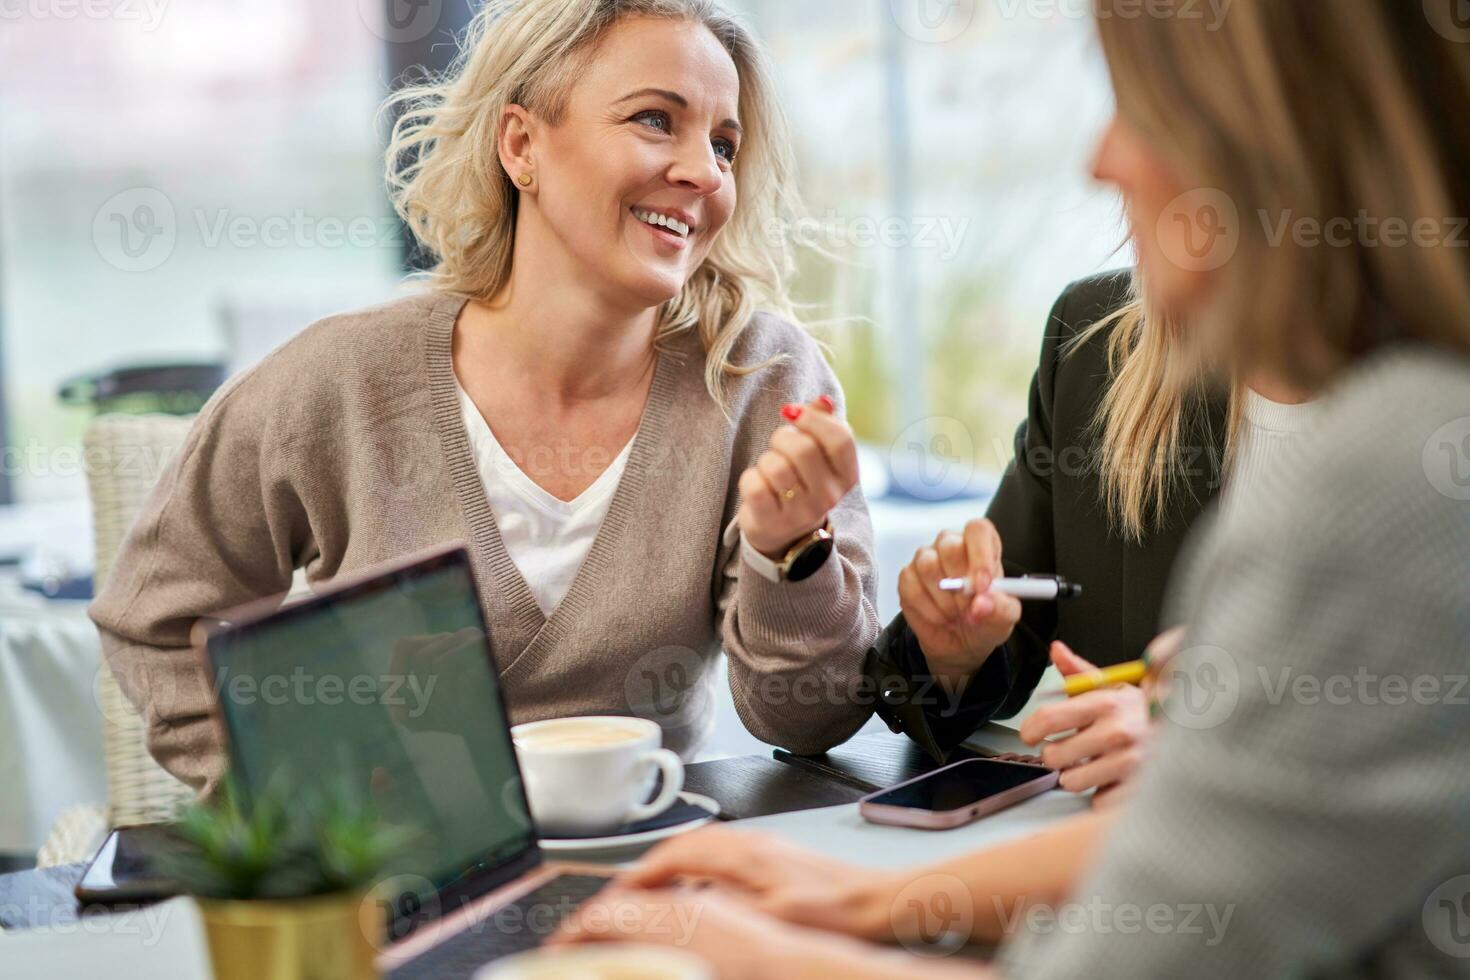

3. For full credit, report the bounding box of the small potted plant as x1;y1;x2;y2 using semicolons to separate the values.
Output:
160;780;413;980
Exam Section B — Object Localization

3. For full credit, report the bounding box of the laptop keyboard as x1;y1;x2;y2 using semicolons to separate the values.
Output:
388;873;610;980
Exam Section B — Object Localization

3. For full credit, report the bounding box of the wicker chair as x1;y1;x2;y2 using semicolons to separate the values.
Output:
36;414;197;867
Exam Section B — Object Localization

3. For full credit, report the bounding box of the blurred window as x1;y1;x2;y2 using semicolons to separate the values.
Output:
0;0;1125;503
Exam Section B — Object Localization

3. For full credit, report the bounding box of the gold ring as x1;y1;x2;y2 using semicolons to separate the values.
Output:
783;487;798;501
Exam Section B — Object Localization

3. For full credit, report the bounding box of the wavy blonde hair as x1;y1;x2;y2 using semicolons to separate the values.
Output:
381;0;804;405
1084;0;1470;541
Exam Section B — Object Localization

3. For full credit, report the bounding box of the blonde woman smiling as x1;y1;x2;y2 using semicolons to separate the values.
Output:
90;0;879;795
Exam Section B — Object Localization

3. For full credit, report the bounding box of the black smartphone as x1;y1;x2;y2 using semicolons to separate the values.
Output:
858;758;1058;830
74;825;183;905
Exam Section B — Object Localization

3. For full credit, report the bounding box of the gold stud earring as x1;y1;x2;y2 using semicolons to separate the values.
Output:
518;174;533;187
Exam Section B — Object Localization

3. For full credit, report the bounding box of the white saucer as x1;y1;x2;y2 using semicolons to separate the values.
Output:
537;792;720;853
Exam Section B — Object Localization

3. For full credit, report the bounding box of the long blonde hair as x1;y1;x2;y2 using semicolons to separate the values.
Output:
381;0;804;405
1086;0;1470;541
1072;288;1233;542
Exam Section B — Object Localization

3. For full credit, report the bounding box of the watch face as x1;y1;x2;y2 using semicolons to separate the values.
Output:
786;536;836;583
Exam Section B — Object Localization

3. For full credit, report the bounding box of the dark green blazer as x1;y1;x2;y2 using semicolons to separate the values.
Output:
866;271;1229;761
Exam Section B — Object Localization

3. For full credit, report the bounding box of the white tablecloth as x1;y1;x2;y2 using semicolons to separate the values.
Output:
0;580;106;853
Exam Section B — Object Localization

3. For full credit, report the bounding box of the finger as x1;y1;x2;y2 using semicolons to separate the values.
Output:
551;899;609;944
1017;690;1122;745
758;452;805;514
935;527;1006;624
898;564;951;630
934;530;968;579
789;405;859;488
626;832;757;889
961;518;1003;585
738;467;780;522
1145;626;1188;670
1039;714;1138;771
770;426;843;510
960;521;1002;618
979;590;1023;630
913;546;964;620
1056;748;1143;794
1050;641;1099;677
554;889;676;945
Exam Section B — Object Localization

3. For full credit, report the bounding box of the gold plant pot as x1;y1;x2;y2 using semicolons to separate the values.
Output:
196;890;380;980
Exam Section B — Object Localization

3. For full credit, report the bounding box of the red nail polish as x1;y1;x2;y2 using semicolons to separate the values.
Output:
781;404;803;422
816;394;836;413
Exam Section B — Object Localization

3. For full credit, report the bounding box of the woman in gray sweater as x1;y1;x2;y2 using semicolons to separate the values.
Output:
556;1;1470;977
88;0;880;796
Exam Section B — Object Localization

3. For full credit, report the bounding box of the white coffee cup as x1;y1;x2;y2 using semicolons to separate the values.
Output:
476;944;712;980
511;716;684;837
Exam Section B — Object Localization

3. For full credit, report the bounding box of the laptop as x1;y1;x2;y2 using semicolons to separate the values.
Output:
200;542;614;979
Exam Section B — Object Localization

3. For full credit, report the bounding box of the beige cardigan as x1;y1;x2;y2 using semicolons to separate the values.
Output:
89;291;881;795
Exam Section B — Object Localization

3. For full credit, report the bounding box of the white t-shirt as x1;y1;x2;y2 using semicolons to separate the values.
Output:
1222;388;1322;513
457;384;633;617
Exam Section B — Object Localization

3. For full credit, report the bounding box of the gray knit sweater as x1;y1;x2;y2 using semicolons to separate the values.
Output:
88;291;880;795
1003;348;1470;978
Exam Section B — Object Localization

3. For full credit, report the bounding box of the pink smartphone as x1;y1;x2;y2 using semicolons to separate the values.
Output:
858;758;1059;830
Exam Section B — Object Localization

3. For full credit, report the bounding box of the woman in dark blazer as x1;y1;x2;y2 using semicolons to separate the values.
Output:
866;269;1230;787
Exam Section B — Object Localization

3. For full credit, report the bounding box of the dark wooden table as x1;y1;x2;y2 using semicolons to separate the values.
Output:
0;729;1027;933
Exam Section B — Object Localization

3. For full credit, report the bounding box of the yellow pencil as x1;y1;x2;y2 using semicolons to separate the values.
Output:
1038;659;1149;699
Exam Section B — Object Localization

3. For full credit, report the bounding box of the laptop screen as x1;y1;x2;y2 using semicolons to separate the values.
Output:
206;547;533;918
